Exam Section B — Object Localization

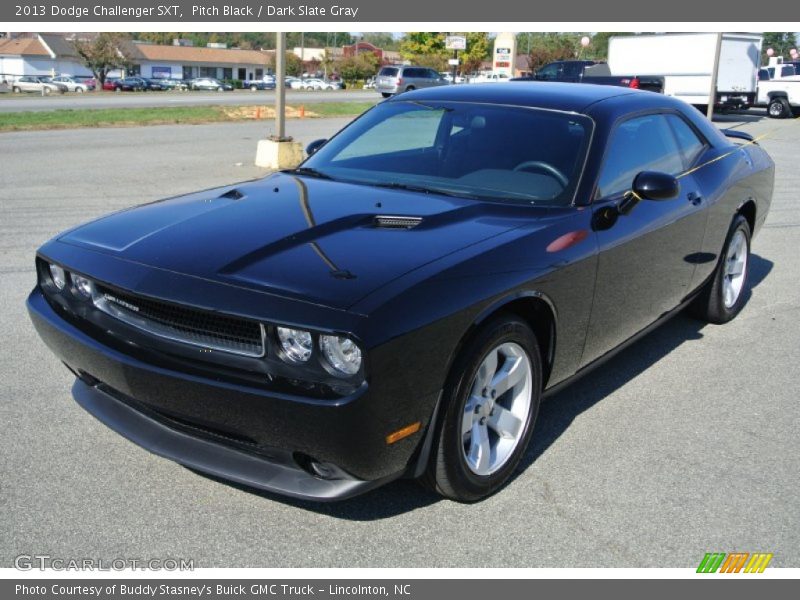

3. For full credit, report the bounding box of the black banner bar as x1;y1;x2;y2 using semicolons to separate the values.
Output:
2;0;794;22
3;579;800;600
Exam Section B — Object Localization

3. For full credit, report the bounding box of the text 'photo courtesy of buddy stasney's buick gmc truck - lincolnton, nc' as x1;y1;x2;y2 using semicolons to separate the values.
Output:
28;82;774;503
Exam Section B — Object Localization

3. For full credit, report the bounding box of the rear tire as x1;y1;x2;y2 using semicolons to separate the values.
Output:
690;215;751;324
405;85;416;92
768;97;791;119
422;315;542;502
12;86;20;93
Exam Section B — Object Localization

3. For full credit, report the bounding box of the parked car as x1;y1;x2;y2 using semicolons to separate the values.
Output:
513;60;664;93
157;78;189;91
143;78;167;91
10;76;65;95
190;77;232;91
113;77;149;92
299;78;338;91
756;76;800;118
102;78;120;91
283;76;301;88
470;72;512;84
50;75;89;93
375;65;448;97
28;83;774;502
75;76;97;91
243;78;276;91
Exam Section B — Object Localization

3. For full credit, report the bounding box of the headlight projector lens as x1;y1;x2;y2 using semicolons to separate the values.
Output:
71;274;94;299
276;327;313;363
49;263;66;290
320;335;362;375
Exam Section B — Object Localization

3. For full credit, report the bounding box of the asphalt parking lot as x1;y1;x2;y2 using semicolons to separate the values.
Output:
1;110;798;568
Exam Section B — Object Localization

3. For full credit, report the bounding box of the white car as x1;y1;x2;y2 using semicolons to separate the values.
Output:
301;78;338;91
469;72;511;84
51;76;89;93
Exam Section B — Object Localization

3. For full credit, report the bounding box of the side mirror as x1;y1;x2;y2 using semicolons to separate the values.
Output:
306;138;327;156
619;171;680;215
633;170;680;200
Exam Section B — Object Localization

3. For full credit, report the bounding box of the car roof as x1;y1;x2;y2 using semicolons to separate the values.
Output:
389;81;641;114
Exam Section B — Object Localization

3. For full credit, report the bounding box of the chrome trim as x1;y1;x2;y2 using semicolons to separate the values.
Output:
91;285;266;358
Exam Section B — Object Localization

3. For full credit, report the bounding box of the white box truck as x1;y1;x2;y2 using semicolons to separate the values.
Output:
607;33;763;110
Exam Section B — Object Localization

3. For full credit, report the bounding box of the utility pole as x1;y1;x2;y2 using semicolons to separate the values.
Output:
707;32;723;120
300;31;305;77
255;31;303;168
273;31;287;141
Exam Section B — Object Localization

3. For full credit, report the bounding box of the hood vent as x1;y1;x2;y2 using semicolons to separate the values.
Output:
373;215;423;229
219;188;244;200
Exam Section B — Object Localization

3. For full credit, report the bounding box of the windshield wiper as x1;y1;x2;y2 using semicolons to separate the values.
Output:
372;181;478;199
283;167;335;180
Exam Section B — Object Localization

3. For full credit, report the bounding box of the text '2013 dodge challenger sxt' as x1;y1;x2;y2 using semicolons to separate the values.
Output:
28;83;774;502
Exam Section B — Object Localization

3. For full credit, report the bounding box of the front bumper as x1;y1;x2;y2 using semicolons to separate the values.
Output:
71;378;394;501
27;288;438;500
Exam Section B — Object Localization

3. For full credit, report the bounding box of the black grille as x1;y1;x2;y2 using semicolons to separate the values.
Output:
95;284;264;356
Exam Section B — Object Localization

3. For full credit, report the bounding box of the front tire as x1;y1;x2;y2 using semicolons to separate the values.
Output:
768;97;791;119
423;315;542;502
691;215;751;324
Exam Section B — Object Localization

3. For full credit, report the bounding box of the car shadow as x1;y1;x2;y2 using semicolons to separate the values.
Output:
712;110;768;125
192;254;773;520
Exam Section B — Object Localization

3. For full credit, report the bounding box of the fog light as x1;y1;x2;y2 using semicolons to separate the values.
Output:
49;263;66;290
320;335;362;376
276;327;313;363
71;274;93;299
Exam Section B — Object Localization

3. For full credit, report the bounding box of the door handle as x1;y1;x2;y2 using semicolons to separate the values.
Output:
687;192;703;206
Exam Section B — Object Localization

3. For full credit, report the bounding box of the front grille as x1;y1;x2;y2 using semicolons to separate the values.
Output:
94;284;265;357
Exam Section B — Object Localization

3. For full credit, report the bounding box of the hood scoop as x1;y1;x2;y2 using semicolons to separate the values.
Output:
373;215;423;229
218;188;245;200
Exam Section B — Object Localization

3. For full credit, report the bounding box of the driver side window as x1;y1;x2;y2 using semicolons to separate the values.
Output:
596;114;685;199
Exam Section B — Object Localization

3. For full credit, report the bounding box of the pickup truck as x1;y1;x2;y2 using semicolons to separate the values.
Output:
512;60;664;93
757;77;800;118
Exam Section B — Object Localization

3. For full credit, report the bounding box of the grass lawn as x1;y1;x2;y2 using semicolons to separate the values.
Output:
0;101;378;132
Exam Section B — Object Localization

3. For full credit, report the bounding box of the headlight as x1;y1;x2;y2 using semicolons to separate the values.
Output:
71;274;94;299
276;327;313;363
320;335;362;376
49;263;66;290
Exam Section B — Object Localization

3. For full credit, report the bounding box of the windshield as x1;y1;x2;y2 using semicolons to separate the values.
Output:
302;101;592;205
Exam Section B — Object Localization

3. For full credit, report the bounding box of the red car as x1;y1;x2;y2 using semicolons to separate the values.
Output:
102;78;119;91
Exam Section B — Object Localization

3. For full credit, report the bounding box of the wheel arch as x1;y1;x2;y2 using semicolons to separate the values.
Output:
409;290;557;480
737;197;757;235
461;291;557;391
767;91;788;100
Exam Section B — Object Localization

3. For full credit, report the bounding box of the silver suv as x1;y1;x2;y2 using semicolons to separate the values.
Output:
375;66;448;97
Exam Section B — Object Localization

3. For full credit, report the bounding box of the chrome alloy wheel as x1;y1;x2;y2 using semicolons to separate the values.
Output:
723;229;748;308
462;342;533;476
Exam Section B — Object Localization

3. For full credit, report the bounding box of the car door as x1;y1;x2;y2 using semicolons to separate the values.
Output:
581;112;709;366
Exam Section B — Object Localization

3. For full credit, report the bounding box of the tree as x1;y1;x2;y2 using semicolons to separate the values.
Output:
73;33;135;88
338;53;379;85
268;52;304;77
458;32;491;76
762;32;798;61
400;32;449;70
524;33;582;73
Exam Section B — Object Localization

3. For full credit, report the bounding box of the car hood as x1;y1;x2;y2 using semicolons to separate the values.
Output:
58;173;524;310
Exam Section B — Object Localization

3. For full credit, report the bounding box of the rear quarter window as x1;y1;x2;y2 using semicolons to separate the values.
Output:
379;67;399;77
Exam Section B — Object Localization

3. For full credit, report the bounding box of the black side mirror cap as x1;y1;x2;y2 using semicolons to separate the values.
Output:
618;171;680;215
633;170;680;201
306;139;327;156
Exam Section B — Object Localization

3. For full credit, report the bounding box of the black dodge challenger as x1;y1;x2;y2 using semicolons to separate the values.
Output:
28;83;774;502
